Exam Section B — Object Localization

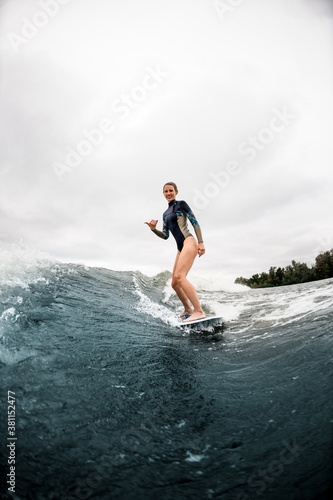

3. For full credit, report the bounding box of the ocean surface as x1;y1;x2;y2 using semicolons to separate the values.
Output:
0;247;332;500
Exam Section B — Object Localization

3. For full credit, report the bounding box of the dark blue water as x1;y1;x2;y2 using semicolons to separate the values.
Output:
0;249;332;499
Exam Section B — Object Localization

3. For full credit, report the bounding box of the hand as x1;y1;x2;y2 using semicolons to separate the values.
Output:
144;219;158;231
198;242;205;257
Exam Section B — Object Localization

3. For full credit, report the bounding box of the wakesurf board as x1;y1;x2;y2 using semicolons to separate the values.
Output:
178;314;223;329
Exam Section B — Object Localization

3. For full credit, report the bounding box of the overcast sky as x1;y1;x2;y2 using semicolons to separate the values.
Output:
1;0;332;280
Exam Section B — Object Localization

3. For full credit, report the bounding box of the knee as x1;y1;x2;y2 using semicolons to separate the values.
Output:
171;276;179;289
172;273;184;288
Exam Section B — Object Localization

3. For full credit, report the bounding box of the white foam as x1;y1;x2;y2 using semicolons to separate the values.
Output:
187;271;250;293
132;276;179;327
259;286;333;326
185;451;206;463
0;242;57;289
161;277;174;303
0;307;19;322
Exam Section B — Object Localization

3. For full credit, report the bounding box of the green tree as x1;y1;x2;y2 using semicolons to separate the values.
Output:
314;251;333;279
276;267;285;285
235;248;332;288
235;276;249;286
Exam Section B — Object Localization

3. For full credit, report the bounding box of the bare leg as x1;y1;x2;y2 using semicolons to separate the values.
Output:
173;237;206;321
171;251;193;316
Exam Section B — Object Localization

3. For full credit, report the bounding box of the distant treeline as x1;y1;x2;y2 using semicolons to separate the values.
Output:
235;249;333;288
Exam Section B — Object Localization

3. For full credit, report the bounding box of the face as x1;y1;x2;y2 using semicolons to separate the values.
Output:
163;184;178;202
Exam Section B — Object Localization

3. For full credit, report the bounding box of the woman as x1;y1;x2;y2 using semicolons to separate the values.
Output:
145;182;206;322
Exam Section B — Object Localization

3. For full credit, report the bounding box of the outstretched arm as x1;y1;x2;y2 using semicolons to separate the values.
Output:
144;218;169;240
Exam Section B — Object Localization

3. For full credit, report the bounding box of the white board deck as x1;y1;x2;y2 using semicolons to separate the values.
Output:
178;314;223;327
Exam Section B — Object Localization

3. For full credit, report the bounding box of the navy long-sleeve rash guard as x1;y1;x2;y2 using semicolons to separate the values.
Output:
152;199;203;252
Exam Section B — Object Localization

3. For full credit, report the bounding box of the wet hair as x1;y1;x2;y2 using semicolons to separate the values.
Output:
163;182;178;192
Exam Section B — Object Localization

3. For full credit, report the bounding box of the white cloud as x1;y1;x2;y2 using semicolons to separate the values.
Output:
0;0;332;280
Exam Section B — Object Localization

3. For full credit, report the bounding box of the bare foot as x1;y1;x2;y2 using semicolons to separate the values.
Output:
183;311;206;322
179;309;193;318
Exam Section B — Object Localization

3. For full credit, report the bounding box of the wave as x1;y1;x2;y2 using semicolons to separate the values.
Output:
1;244;333;338
1;245;332;499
